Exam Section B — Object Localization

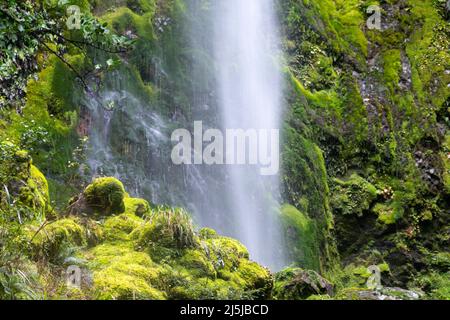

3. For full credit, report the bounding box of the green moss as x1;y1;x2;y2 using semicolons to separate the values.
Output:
331;174;378;217
28;165;50;207
283;1;448;291
406;0;450;108
84;177;126;215
334;287;370;300
199;227;218;240
87;243;166;300
307;294;332;300
382;49;402;94
160;248;272;300
284;0;368;65
273;267;333;300
86;243;135;265
13;163;51;216
81;206;273;300
10;54;84;174
166;275;244;300
236;259;273;299
29;218;86;261
0;143;51;217
373;203;399;225
282;119;337;272
134;207;198;250
103;212;144;241
414;272;450;300
203;236;250;272
100;7;155;41
124;197;151;217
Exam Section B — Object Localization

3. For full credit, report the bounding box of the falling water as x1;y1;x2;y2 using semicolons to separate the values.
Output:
212;0;286;269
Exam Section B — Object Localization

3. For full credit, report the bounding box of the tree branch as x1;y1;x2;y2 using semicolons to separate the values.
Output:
40;42;91;93
48;30;131;54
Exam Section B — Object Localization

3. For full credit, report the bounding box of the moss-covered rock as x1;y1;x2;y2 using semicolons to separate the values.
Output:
124;197;151;217
281;126;338;272
23;165;50;210
0;142;50;216
279;204;320;270
331;174;378;217
199;227;218;240
203;236;250;273
28;218;86;262
65;178;274;300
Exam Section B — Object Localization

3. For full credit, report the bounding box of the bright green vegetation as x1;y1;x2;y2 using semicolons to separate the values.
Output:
84;177;126;215
1;0;449;300
279;205;320;271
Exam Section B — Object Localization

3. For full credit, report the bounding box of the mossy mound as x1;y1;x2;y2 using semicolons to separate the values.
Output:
83;177;126;215
330;174;378;217
28;218;87;262
84;209;273;299
86;243;166;300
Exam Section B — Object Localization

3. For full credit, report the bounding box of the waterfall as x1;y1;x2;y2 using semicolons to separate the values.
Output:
83;0;287;270
212;0;286;269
